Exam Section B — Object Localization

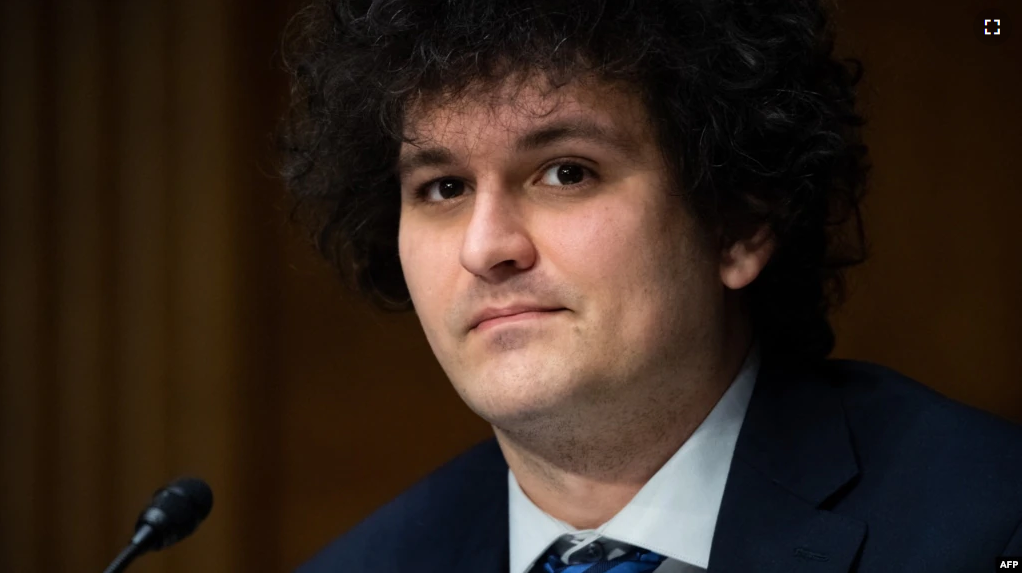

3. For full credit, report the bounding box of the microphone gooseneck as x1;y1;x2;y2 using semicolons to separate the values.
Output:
103;477;214;573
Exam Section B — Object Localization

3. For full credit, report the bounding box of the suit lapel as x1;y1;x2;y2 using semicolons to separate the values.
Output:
709;358;866;572
445;438;512;573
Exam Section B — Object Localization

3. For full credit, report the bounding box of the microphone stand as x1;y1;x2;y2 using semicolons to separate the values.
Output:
104;523;155;573
104;543;143;573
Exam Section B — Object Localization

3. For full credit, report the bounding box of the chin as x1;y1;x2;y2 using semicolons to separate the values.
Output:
462;370;576;421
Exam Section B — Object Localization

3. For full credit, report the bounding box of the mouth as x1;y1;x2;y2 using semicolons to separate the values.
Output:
471;308;566;332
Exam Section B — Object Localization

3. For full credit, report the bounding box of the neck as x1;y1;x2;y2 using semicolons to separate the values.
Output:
494;315;753;530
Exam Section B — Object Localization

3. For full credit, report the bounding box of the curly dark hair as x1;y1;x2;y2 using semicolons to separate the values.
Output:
278;0;870;365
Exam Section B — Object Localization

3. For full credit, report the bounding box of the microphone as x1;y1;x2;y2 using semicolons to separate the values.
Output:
104;477;214;573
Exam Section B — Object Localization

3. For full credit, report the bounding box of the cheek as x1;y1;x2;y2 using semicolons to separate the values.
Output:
540;196;700;340
542;197;642;272
399;219;446;291
398;221;464;347
540;199;651;314
398;225;444;317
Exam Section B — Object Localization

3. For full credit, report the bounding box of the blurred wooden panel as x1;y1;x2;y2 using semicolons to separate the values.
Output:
111;0;175;570
0;0;251;570
830;0;1022;422
0;2;43;571
52;0;116;568
226;0;291;568
164;0;242;569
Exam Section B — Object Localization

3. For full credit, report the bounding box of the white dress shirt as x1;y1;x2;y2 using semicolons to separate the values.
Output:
508;345;760;572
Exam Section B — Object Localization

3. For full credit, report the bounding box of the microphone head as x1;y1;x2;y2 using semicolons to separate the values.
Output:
133;477;214;551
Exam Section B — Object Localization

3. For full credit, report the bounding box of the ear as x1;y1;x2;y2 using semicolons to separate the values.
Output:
720;225;775;290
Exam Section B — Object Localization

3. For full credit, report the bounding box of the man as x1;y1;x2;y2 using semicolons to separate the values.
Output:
278;0;1021;571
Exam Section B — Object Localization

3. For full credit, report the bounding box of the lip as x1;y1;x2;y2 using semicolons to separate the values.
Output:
469;305;565;332
473;309;564;332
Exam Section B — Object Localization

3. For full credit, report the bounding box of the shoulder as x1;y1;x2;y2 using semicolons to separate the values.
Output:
820;359;1021;563
296;437;507;573
823;359;1018;463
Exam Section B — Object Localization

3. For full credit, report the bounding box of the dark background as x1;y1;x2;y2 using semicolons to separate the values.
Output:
0;0;1019;571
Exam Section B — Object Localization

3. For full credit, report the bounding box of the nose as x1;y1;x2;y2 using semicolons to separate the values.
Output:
459;182;536;281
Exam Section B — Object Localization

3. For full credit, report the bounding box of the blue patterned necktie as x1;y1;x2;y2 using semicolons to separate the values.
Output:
531;536;667;573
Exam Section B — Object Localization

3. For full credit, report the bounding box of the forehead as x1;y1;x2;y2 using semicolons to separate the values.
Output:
401;75;654;151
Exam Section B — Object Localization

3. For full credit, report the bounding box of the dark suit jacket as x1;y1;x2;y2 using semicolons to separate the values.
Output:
299;358;1022;572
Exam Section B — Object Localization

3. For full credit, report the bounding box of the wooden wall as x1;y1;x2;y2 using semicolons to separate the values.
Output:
0;0;1018;571
0;0;290;569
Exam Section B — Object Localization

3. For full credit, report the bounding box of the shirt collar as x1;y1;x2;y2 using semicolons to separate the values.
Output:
508;344;760;572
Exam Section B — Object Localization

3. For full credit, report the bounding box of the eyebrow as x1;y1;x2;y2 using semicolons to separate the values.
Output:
396;119;641;179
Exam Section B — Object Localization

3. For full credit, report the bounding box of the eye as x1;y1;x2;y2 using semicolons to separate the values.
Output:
539;163;591;186
416;178;466;202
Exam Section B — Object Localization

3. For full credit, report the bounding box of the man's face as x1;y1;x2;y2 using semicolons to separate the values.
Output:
397;77;726;429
